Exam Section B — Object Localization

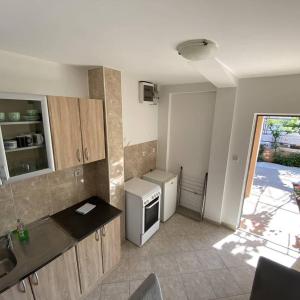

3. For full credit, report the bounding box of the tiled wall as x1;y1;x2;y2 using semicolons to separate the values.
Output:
89;67;126;239
0;162;98;235
124;140;157;181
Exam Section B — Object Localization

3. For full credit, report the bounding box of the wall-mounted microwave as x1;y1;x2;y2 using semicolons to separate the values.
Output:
139;81;158;104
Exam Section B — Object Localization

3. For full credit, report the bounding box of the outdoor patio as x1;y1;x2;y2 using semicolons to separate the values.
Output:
240;162;300;252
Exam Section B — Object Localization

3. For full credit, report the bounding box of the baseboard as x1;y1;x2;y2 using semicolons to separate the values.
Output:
221;221;236;231
176;205;202;221
203;217;222;227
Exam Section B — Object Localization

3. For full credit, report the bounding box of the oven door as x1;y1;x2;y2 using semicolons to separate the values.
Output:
144;197;160;232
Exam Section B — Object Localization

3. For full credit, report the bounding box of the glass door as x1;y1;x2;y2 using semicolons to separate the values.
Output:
144;197;160;232
0;92;54;183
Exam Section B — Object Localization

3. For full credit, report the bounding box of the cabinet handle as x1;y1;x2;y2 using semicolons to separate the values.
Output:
101;226;106;237
76;149;81;162
95;230;100;241
84;147;89;161
18;280;26;293
30;272;39;285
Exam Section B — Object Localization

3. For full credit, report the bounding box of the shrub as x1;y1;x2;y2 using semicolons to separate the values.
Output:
257;144;266;162
273;152;300;167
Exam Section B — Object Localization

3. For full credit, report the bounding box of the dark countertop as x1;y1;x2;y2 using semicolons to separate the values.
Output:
51;196;122;241
0;197;121;294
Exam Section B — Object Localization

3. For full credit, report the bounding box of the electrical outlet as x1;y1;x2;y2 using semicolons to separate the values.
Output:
142;151;146;157
232;154;239;161
74;168;82;177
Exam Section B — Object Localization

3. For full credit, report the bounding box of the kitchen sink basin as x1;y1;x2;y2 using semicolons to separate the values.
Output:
0;247;17;279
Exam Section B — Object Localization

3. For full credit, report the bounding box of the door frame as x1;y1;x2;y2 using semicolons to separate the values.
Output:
238;113;300;228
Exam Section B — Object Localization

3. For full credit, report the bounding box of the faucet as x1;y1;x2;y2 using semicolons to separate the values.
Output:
6;231;13;250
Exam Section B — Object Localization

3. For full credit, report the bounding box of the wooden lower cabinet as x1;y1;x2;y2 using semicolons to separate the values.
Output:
75;216;121;294
0;279;34;300
102;216;121;274
30;247;80;300
0;217;121;299
76;230;103;294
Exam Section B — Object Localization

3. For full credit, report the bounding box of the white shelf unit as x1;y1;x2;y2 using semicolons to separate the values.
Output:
0;92;55;184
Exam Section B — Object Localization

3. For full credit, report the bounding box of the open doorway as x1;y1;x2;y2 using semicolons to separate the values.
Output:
240;115;300;252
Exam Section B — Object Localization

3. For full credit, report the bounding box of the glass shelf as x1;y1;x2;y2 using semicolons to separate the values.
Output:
0;121;42;125
5;145;44;153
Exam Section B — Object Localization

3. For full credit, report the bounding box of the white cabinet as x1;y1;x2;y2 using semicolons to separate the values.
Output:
143;169;178;222
0;92;54;184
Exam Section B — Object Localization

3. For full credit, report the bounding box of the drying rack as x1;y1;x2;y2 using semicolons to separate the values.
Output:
176;166;208;221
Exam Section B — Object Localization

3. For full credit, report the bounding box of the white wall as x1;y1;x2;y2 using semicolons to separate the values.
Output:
0;50;158;147
0;50;88;97
222;75;300;228
157;82;216;170
121;73;158;146
168;91;216;211
205;88;236;223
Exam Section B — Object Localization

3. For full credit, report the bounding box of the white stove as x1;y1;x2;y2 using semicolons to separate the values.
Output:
125;177;161;246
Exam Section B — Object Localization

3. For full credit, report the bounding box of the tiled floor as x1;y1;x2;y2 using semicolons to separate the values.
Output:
85;212;300;300
240;162;300;251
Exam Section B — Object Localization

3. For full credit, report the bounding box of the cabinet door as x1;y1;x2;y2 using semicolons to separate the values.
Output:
79;99;105;163
0;279;34;300
30;247;80;300
76;230;103;294
47;96;83;170
102;216;121;273
163;178;178;221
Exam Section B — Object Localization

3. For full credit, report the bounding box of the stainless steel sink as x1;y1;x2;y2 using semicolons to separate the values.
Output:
0;237;17;279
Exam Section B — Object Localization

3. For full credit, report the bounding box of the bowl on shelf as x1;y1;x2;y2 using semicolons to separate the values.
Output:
8;112;20;122
4;140;17;150
0;112;5;122
26;109;40;116
22;115;41;121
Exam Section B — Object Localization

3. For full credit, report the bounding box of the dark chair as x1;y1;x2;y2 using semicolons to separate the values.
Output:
129;273;163;300
250;256;300;300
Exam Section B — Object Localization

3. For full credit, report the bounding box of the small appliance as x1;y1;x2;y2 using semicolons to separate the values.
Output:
143;169;178;222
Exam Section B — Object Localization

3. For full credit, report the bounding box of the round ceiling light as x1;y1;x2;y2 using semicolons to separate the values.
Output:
176;39;218;61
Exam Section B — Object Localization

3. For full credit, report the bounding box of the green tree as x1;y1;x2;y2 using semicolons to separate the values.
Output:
267;117;300;151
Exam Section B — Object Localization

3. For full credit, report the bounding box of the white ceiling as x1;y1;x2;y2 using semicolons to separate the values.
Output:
1;0;300;85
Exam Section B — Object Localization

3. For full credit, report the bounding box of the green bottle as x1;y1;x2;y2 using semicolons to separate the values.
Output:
17;219;29;242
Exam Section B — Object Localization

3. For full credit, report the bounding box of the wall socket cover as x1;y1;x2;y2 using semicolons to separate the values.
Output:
74;169;81;177
232;154;239;161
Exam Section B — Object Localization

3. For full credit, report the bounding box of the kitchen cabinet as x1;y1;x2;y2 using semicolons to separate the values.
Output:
0;217;120;300
0;279;34;300
79;99;105;163
76;216;121;294
48;96;105;170
102;216;121;273
76;230;103;294
47;96;83;170
30;247;80;300
0;92;54;184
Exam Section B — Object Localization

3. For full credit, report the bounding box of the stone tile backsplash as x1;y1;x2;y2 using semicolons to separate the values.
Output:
0;162;98;235
124;140;157;181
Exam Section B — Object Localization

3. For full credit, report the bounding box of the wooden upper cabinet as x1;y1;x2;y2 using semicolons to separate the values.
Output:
79;99;105;163
47;96;83;170
101;216;121;273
